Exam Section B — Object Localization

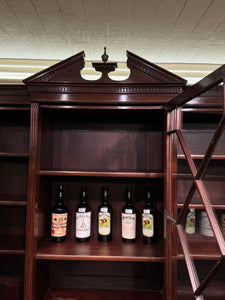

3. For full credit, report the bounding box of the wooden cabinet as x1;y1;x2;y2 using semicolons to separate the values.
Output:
0;87;30;300
23;51;183;300
0;50;225;300
33;106;165;299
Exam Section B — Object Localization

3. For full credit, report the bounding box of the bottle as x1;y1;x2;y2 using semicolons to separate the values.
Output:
199;210;214;236
51;185;68;242
98;186;112;242
76;185;91;242
122;186;136;242
221;213;225;235
185;208;196;234
142;190;157;244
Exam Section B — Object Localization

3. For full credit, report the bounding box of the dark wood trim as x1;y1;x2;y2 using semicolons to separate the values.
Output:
0;85;30;105
177;225;201;295
24;103;40;300
166;66;225;111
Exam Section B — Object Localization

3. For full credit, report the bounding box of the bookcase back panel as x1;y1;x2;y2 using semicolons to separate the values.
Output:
0;206;26;237
0;158;28;199
48;260;164;291
39;108;164;173
0;110;30;154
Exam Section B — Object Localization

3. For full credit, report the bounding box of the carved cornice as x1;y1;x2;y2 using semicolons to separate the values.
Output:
27;84;184;95
183;85;223;97
200;86;223;97
0;85;29;105
0;85;29;96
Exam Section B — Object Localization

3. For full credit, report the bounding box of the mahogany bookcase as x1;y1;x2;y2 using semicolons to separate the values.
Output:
0;50;224;300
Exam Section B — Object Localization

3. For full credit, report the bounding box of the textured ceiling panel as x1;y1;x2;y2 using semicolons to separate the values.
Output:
0;0;225;83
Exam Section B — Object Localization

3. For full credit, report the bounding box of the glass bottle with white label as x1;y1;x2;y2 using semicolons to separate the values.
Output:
142;190;157;244
51;185;68;242
98;186;112;242
76;185;91;242
122;186;136;242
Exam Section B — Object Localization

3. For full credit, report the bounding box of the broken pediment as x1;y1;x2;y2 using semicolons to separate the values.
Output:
125;51;186;84
23;51;86;84
24;49;187;87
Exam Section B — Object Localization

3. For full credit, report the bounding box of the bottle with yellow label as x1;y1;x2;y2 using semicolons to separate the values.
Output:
98;186;112;242
51;185;68;242
142;190;157;244
185;208;195;234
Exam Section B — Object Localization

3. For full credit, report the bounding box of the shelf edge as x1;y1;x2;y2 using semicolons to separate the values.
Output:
38;170;165;178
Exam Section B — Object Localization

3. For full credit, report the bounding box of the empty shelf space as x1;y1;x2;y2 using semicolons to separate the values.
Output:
178;280;225;300
0;236;25;255
177;234;222;260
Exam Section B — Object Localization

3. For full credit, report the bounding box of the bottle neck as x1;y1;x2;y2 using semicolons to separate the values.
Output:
102;198;109;205
57;197;64;205
81;197;87;204
102;186;109;204
56;186;64;205
126;187;133;204
145;191;152;207
80;186;87;204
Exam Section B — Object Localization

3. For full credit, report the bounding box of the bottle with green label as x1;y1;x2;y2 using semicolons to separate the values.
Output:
142;189;157;244
75;185;91;242
98;186;112;242
122;186;136;242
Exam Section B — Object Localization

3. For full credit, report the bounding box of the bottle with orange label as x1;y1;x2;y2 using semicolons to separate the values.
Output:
51;185;68;242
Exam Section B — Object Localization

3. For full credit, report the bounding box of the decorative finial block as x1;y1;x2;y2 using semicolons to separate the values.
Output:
92;47;117;79
101;47;109;63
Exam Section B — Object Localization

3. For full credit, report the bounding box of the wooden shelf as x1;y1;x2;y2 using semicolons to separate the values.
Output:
0;194;27;206
177;234;221;260
0;106;29;111
0;236;25;255
0;200;27;206
43;288;163;300
39;170;164;178
177;203;225;210
0;152;29;158
36;238;164;262
178;154;225;160
174;173;225;180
